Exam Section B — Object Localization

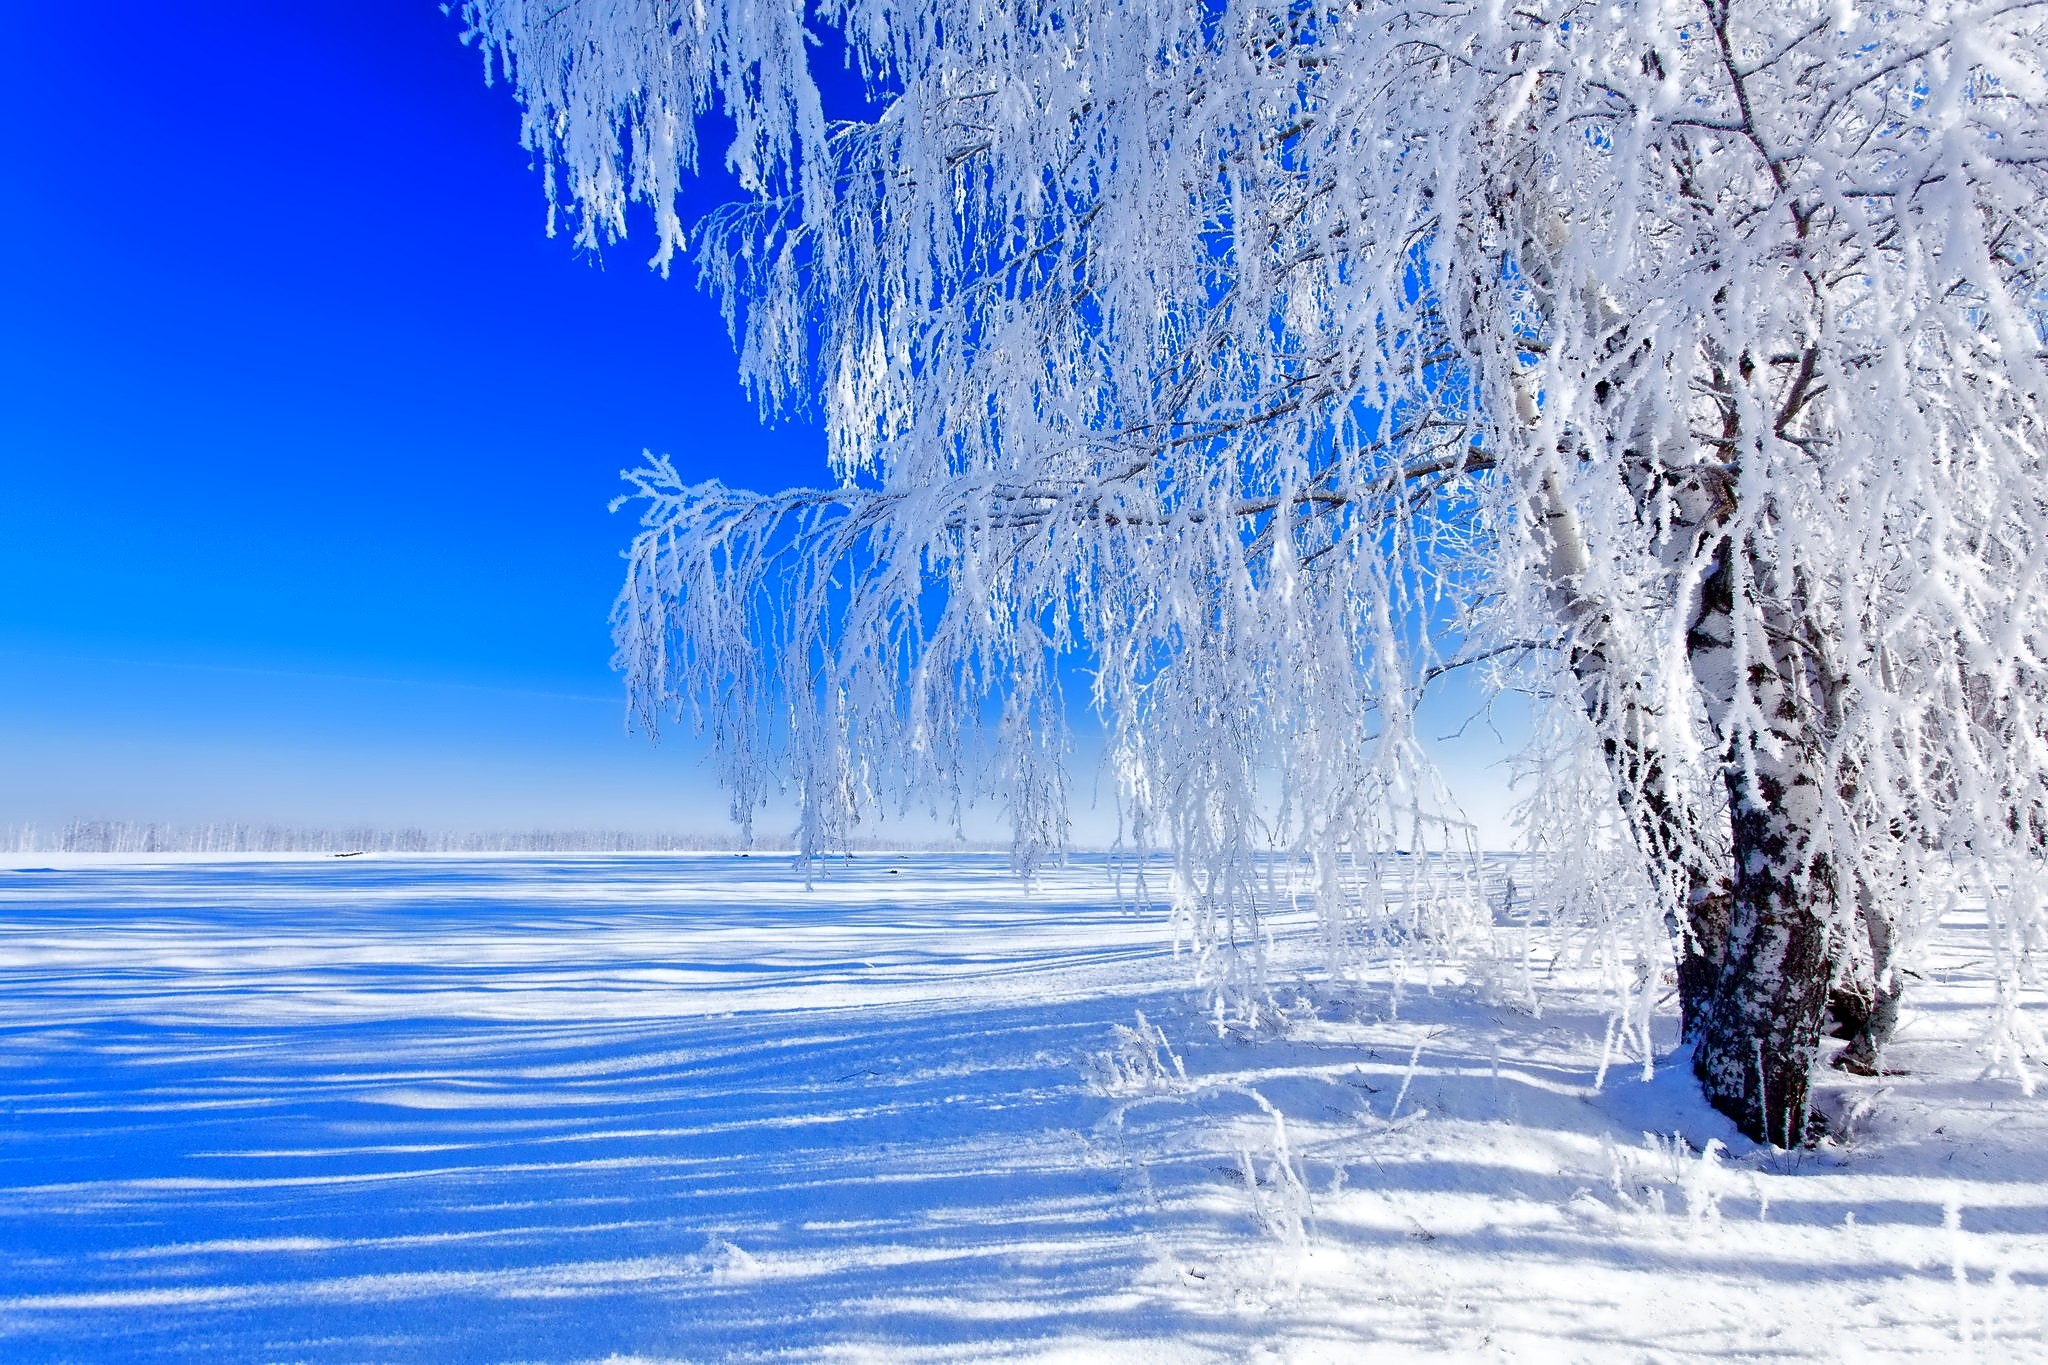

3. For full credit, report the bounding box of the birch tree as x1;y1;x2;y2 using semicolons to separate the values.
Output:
459;0;2048;1144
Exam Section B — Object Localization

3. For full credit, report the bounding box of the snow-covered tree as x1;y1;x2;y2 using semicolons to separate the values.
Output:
459;0;2048;1143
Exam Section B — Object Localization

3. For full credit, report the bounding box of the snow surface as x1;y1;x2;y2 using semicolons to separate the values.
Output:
0;854;2041;1361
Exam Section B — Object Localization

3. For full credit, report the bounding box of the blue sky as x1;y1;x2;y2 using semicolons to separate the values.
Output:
0;2;838;833
0;2;1521;843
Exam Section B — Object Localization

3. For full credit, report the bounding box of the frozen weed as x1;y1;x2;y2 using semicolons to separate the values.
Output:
1235;1088;1316;1249
1086;1010;1189;1097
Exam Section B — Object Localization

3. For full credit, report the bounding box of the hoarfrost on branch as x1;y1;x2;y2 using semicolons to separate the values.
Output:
461;0;2048;1140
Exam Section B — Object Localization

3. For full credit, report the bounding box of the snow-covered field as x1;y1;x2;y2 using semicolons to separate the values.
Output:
0;855;2041;1361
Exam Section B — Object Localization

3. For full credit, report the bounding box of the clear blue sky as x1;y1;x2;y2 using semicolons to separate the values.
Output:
0;2;1521;843
0;1;835;833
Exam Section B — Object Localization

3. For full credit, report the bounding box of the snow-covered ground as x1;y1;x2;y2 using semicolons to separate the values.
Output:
0;854;2040;1361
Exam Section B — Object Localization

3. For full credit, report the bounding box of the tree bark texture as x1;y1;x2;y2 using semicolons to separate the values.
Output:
1691;757;1837;1144
1685;553;1842;1144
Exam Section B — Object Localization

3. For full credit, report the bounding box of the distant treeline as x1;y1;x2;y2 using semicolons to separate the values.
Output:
5;822;740;854
4;821;1012;855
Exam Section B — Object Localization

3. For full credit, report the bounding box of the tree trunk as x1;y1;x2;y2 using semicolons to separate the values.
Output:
1828;874;1903;1074
1528;353;1846;1142
1690;754;1837;1144
1680;511;1843;1143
